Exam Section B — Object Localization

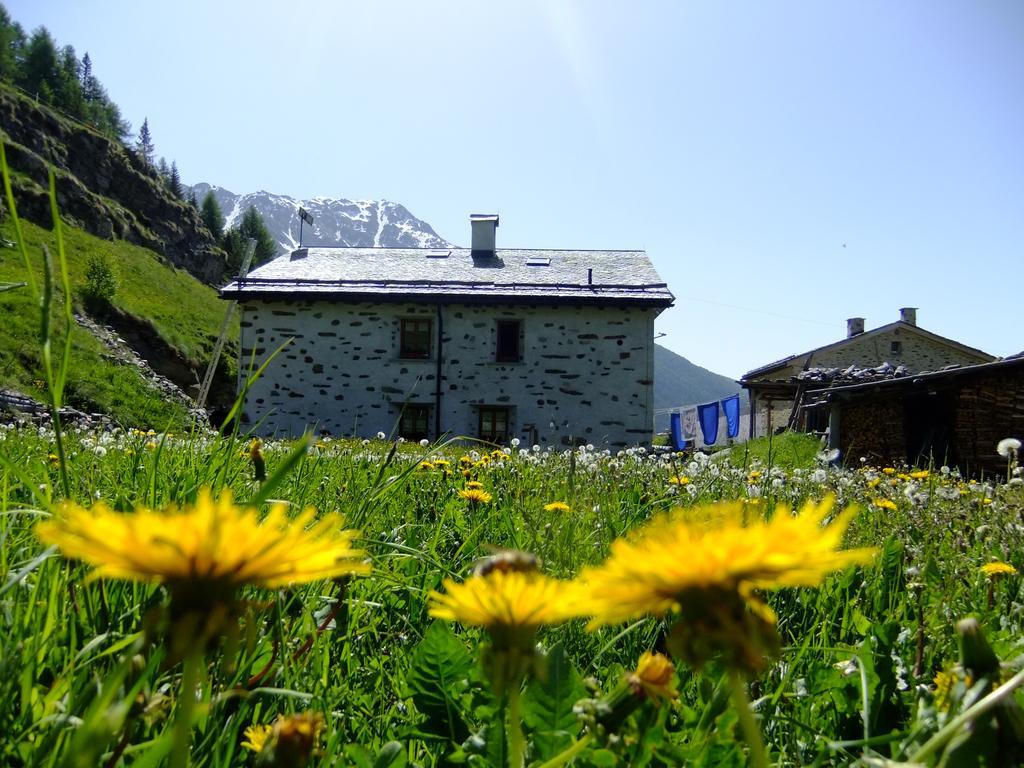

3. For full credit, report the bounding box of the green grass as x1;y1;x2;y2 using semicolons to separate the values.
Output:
0;217;236;429
1;430;1022;767
727;430;825;470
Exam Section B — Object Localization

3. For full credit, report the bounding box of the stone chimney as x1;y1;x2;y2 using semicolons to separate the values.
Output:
847;317;865;338
900;307;917;326
470;214;499;256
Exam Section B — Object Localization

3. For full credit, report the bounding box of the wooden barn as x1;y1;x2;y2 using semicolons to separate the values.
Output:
803;354;1024;478
740;309;995;439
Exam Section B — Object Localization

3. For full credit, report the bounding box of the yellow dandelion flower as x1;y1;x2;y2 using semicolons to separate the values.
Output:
429;569;581;630
578;497;874;628
981;561;1018;578
867;477;882;488
433;459;451;469
669;475;691;486
459;488;493;505
459;455;473;466
882;467;896;475
418;461;434;471
241;724;272;753
36;489;370;597
872;498;897;510
249;439;266;482
628;651;678;702
242;713;323;762
430;567;582;691
910;470;930;480
543;501;571;513
933;669;972;712
576;497;875;671
465;480;486;490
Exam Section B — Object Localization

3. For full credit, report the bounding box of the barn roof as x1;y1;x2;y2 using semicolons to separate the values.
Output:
740;320;995;382
220;247;674;307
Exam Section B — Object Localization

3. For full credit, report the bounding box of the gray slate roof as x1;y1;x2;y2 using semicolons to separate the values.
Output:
220;247;674;307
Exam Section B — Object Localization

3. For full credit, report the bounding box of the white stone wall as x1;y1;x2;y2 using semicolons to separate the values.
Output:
238;299;659;448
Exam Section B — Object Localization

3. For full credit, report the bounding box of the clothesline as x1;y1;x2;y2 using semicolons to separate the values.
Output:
669;394;742;449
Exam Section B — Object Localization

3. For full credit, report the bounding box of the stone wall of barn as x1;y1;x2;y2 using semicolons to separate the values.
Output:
237;299;658;447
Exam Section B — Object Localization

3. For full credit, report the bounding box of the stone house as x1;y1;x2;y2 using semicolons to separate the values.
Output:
740;309;995;439
220;215;674;447
804;354;1024;476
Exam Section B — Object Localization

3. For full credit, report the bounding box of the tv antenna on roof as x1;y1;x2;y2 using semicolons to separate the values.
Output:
298;207;314;247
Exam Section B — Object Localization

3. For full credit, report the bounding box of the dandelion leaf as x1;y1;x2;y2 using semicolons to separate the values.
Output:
406;621;473;744
521;642;586;759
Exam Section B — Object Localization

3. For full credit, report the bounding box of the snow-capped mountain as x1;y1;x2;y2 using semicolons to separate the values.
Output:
190;183;450;254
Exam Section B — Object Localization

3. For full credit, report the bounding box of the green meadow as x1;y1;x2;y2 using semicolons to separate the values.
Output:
2;422;1023;766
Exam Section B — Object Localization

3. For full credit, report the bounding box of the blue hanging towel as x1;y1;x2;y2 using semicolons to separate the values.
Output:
721;394;741;439
698;401;719;445
669;412;687;450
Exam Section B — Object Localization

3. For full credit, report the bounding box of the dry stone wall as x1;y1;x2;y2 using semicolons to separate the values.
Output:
239;300;658;447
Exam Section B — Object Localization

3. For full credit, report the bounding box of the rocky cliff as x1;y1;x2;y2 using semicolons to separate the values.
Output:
0;84;224;283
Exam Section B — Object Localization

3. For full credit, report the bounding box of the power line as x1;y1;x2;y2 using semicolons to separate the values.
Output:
663;294;839;327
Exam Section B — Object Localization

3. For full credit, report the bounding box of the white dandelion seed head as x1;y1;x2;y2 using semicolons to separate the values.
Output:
997;438;1021;458
817;448;841;464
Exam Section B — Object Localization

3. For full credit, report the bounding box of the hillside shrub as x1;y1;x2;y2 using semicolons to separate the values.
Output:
80;252;117;315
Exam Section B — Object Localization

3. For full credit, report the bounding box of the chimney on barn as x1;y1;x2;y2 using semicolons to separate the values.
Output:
847;317;865;338
470;214;499;256
900;307;917;326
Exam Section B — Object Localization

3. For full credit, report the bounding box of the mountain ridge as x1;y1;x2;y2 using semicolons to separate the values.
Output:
191;183;449;254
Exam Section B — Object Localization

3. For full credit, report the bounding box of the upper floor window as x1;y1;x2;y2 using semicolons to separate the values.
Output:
400;318;432;359
478;406;510;444
890;340;902;356
399;404;431;442
495;319;522;363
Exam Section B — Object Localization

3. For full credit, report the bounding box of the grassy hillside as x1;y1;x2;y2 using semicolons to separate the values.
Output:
0;215;236;428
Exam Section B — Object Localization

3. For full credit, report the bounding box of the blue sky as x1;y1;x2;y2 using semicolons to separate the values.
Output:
9;1;1023;380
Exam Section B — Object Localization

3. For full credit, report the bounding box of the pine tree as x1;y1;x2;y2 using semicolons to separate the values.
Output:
188;189;198;209
157;157;169;181
169;161;182;198
200;192;224;240
55;44;83;115
19;27;59;97
0;7;25;82
238;206;278;266
220;228;245;276
80;52;97;102
137;117;154;166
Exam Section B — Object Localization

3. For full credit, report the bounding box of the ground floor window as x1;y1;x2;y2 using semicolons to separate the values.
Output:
478;406;511;444
399;404;431;441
